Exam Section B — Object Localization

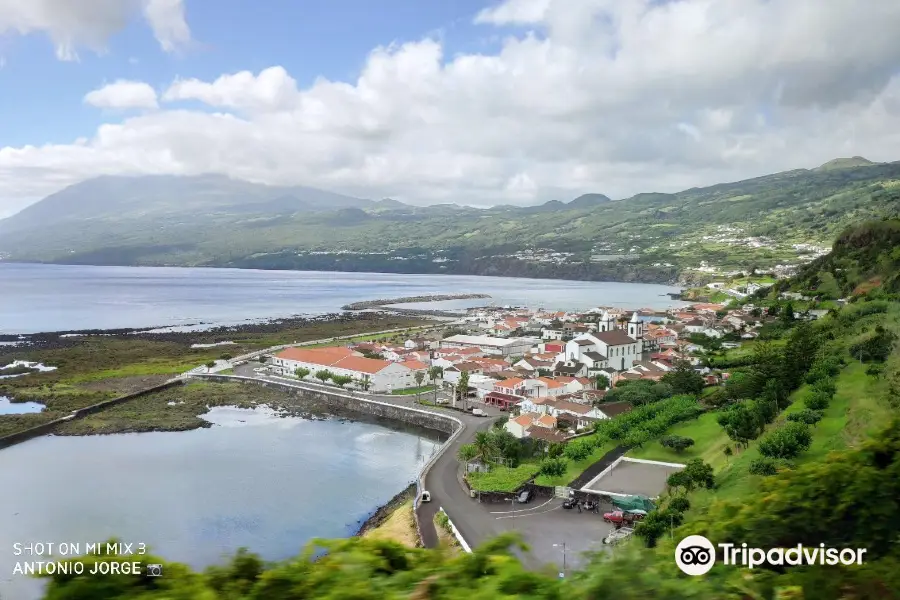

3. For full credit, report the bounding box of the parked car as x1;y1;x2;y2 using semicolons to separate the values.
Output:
421;491;431;503
472;408;486;416
603;527;634;545
517;489;533;503
603;510;644;524
562;498;578;509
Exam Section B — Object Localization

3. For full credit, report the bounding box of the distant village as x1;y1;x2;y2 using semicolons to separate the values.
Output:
265;295;829;443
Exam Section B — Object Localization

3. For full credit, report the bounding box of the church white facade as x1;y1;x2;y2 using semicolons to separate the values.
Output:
554;311;644;373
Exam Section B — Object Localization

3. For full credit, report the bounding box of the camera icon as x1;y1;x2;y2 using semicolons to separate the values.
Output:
675;535;716;576
146;563;163;577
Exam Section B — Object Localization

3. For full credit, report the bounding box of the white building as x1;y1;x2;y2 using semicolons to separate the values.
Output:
272;346;416;392
555;311;644;372
440;334;538;357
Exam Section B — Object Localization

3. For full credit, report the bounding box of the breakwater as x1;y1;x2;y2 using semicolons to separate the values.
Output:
0;380;183;450
342;293;491;311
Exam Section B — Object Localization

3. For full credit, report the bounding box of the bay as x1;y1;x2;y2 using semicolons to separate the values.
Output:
0;406;442;600
0;263;684;334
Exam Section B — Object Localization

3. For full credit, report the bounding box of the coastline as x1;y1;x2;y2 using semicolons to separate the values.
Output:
354;483;418;540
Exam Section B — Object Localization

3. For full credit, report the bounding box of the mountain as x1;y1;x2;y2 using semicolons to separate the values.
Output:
815;156;878;172
0;174;371;234
2;159;900;284
567;193;611;208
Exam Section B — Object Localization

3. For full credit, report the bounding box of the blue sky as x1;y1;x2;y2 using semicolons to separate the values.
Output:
0;0;503;147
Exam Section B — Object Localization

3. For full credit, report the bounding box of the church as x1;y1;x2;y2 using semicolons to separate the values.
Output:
553;311;644;376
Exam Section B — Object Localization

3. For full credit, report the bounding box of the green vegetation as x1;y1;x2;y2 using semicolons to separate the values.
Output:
53;382;308;435
392;385;436;396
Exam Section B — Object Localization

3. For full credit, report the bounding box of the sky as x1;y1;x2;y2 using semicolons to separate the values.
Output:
1;0;900;218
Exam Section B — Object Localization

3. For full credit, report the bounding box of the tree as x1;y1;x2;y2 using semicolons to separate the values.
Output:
473;431;494;463
414;370;426;404
758;422;813;459
723;445;733;463
538;457;567;478
458;370;470;407
787;408;824;425
357;374;372;391
669;496;690;513
593;373;610;390
331;375;353;388
659;435;695;453
780;321;820;389
748;457;778;476
294;367;310;380
661;360;705;396
683;458;715;489
205;361;217;372
457;443;478;463
667;470;694;493
428;366;443;403
780;301;796;326
717;402;763;447
314;369;333;384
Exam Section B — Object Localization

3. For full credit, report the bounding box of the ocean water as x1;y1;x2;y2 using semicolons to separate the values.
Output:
0;406;442;599
0;263;684;334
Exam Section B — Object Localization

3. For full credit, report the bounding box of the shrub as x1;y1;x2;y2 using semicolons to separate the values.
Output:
538;458;567;478
811;378;837;398
659;435;695;453
563;438;594;461
787;409;824;425
866;364;885;377
749;457;778;476
805;392;830;411
758;422;813;460
669;496;690;513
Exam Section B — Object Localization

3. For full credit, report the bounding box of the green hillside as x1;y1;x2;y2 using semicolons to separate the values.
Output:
2;160;900;283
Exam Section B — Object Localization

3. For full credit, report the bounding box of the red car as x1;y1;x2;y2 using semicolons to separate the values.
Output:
603;510;644;524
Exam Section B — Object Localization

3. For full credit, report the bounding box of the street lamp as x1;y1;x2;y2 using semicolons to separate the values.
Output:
552;542;567;578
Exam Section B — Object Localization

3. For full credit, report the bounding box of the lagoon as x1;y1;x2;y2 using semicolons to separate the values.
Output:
0;406;442;600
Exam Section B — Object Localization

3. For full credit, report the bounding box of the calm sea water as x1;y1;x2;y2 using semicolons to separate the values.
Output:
0;263;684;334
0;406;442;600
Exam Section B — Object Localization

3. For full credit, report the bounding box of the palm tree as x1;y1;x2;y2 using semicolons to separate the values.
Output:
428;366;443;403
413;370;426;403
473;431;494;463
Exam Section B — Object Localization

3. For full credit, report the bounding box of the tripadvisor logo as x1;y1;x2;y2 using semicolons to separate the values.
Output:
675;535;868;576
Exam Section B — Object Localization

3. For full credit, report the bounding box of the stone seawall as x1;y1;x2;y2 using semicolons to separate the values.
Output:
0;380;184;450
195;375;458;435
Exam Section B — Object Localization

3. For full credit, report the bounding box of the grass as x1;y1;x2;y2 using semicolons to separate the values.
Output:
627;413;728;468
467;462;541;492
362;500;417;548
534;441;616;487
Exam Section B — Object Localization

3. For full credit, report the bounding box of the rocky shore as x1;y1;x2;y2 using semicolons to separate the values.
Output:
354;483;418;539
342;293;491;311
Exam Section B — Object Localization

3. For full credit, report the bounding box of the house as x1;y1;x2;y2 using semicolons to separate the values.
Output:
541;342;565;354
554;376;593;394
403;338;426;350
469;357;511;373
514;356;554;373
517;396;553;415
552;360;588;378
526;427;569;444
594;401;633;419
272;346;417;392
494;377;527;396
483;391;523;411
440;334;538;357
545;398;607;421
505;414;536;438
523;376;567;397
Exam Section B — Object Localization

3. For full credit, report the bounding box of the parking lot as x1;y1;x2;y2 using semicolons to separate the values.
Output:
476;496;617;573
581;457;684;497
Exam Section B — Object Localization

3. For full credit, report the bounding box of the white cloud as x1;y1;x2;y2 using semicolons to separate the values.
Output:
2;0;900;215
84;80;159;109
0;0;191;60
